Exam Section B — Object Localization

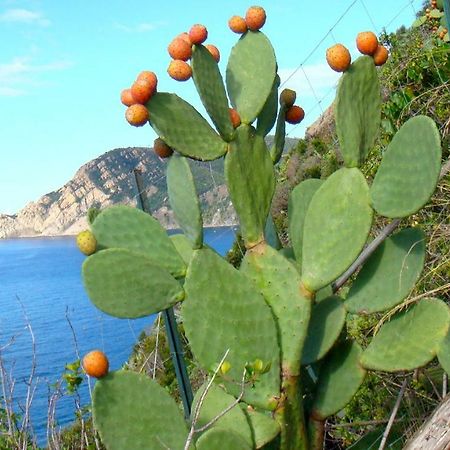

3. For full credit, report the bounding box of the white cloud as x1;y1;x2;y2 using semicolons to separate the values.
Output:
0;56;72;96
113;21;164;33
0;8;50;26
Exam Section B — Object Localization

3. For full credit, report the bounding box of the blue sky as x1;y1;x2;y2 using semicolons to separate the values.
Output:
0;0;422;213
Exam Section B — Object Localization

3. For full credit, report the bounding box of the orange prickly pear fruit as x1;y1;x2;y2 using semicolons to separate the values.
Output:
228;15;247;34
82;350;109;378
154;138;174;158
229;108;241;128
205;44;220;62
356;31;379;55
373;45;389;66
168;37;192;61
167;59;192;81
125;104;149;126
120;88;135;107
285;105;305;124
326;43;351;72
136;71;158;91
131;79;154;104
280;88;296;108
177;32;192;45
245;5;266;31
76;230;97;255
189;24;208;45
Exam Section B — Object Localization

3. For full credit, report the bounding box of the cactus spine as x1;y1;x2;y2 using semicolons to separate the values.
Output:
79;6;450;449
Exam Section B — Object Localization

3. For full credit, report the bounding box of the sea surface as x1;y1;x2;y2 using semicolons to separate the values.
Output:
0;226;237;446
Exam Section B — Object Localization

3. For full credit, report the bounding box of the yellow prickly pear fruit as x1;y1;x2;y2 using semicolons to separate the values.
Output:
220;360;231;375
253;358;264;372
77;230;97;256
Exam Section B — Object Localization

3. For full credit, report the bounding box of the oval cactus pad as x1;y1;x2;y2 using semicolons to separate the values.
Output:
183;248;280;410
93;371;188;450
302;168;373;291
226;31;276;124
361;298;450;372
197;428;252;450
370;116;441;218
83;248;184;318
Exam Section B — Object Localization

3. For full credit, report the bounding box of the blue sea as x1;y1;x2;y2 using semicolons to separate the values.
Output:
0;227;237;446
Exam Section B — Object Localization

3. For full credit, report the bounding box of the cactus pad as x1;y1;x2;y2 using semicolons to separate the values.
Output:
92;371;189;450
361;298;450;371
370;116;441;218
182;248;280;409
302;168;373;291
83;249;184;318
191;383;252;447
148;92;227;160
437;330;450;375
312;341;366;419
196;428;251;450
241;244;312;375
226;31;276;124
288;178;323;262
301;296;346;365
257;76;280;137
335;56;381;167
191;44;234;141
167;155;203;248
91;205;186;278
265;215;281;249
225;125;275;245
345;228;426;314
170;234;194;265
242;406;281;448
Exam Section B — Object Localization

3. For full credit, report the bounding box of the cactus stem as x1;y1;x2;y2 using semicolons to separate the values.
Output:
308;414;325;450
244;236;267;251
299;281;315;302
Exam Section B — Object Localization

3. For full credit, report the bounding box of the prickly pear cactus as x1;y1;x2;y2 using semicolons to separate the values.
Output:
78;6;450;450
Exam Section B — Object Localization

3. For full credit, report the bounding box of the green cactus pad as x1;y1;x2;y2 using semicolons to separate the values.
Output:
170;234;194;266
288;179;324;262
242;406;281;448
256;76;280;137
225;125;275;245
191;383;252;447
370;116;441;218
316;285;333;303
148;92;227;161
83;249;184;318
301;168;373;291
197;428;251;450
335;55;381;167
361;298;450;372
183;248;280;410
167;155;203;248
437;329;450;375
345;228;426;314
348;426;403;450
92;371;189;450
301;296;346;365
191;44;234;141
91;205;186;278
226;31;276;124
269;104;287;165
264;215;281;249
312;341;366;419
241;244;311;375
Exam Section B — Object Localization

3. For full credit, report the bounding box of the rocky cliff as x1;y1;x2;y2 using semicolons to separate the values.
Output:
0;147;237;238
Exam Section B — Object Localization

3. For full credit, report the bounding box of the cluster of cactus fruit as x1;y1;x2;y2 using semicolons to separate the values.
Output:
77;5;450;450
415;0;450;41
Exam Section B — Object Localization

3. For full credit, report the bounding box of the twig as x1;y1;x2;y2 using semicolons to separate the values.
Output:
378;377;408;450
183;349;230;450
443;373;448;398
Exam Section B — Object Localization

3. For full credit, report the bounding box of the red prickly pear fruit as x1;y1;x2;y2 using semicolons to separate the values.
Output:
205;44;220;62
373;45;389;66
229;108;241;128
279;89;296;108
326;44;351;72
168;38;192;61
189;24;208;45
76;230;97;255
131;79;154;104
136;71;158;92
154;138;174;158
82;350;109;378
177;32;192;45
228;15;247;34
356;31;379;55
120;88;135;107
167;60;192;81
245;6;266;31
285;105;305;124
125;104;149;126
